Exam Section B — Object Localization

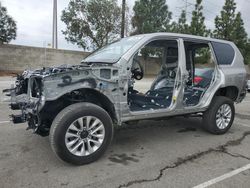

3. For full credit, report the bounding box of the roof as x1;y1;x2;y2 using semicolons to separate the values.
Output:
137;32;234;45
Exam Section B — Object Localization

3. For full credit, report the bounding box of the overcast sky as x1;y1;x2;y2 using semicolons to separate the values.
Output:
1;0;250;51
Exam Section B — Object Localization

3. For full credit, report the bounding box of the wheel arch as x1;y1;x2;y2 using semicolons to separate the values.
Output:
79;88;118;124
40;88;118;128
215;86;239;101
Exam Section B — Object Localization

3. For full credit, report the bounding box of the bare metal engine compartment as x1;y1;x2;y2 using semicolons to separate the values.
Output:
3;63;120;136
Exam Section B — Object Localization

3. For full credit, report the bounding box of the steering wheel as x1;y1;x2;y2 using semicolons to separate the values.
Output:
167;69;176;79
131;58;144;80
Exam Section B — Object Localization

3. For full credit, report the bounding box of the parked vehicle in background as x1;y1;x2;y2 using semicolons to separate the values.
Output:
247;80;250;92
194;68;214;88
3;33;247;165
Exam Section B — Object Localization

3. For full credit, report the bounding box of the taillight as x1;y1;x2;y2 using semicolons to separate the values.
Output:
194;76;203;84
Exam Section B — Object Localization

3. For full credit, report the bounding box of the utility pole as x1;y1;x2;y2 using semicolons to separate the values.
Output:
121;0;126;38
184;0;188;13
52;0;58;49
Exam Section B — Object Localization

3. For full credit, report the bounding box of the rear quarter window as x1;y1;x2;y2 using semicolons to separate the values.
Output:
211;42;235;65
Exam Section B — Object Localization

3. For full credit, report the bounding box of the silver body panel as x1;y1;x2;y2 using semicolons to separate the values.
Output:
8;33;248;126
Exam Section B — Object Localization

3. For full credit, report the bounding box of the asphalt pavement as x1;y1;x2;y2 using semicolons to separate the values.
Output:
0;77;250;188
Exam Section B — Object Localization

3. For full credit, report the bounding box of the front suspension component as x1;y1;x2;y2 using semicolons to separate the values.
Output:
11;114;26;124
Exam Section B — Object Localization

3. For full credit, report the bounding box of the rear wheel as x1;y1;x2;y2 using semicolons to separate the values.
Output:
49;102;113;165
203;96;235;135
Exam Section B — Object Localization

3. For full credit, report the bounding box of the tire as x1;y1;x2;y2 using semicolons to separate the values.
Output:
49;102;113;165
203;96;235;135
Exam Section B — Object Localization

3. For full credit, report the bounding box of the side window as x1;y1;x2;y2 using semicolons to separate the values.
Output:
193;46;215;68
137;44;164;79
211;42;235;65
132;40;173;93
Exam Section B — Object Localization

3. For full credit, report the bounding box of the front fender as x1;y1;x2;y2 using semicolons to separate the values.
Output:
43;70;119;103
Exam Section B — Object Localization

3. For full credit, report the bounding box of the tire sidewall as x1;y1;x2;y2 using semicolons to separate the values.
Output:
50;103;113;165
204;96;235;134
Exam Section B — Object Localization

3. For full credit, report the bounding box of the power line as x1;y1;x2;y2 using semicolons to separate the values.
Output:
173;0;250;34
175;0;217;24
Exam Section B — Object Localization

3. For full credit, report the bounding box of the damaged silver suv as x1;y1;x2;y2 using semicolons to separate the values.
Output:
4;33;247;165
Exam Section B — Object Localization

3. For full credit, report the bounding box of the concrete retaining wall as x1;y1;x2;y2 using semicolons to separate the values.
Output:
0;44;89;71
0;44;162;75
139;56;161;75
0;44;249;77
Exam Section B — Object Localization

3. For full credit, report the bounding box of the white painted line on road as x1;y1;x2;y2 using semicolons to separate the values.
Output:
193;163;250;188
0;121;10;124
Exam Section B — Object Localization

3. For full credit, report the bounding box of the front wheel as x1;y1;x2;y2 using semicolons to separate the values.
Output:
49;102;113;165
203;96;235;135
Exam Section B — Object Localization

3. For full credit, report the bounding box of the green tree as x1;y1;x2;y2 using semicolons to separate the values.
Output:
232;12;248;52
171;10;189;34
0;2;17;44
131;0;172;34
189;0;209;36
61;0;121;50
245;41;250;65
213;0;249;64
213;0;236;40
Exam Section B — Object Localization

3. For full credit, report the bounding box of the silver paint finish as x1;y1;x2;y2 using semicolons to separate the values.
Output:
10;33;247;126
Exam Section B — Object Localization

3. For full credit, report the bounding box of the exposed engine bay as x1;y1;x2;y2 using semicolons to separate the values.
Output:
3;63;120;136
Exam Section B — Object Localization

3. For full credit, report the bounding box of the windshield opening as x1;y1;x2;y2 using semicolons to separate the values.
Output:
82;35;144;63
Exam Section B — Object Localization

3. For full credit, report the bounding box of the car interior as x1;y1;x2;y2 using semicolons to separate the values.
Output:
183;41;215;106
128;40;178;111
127;40;216;111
